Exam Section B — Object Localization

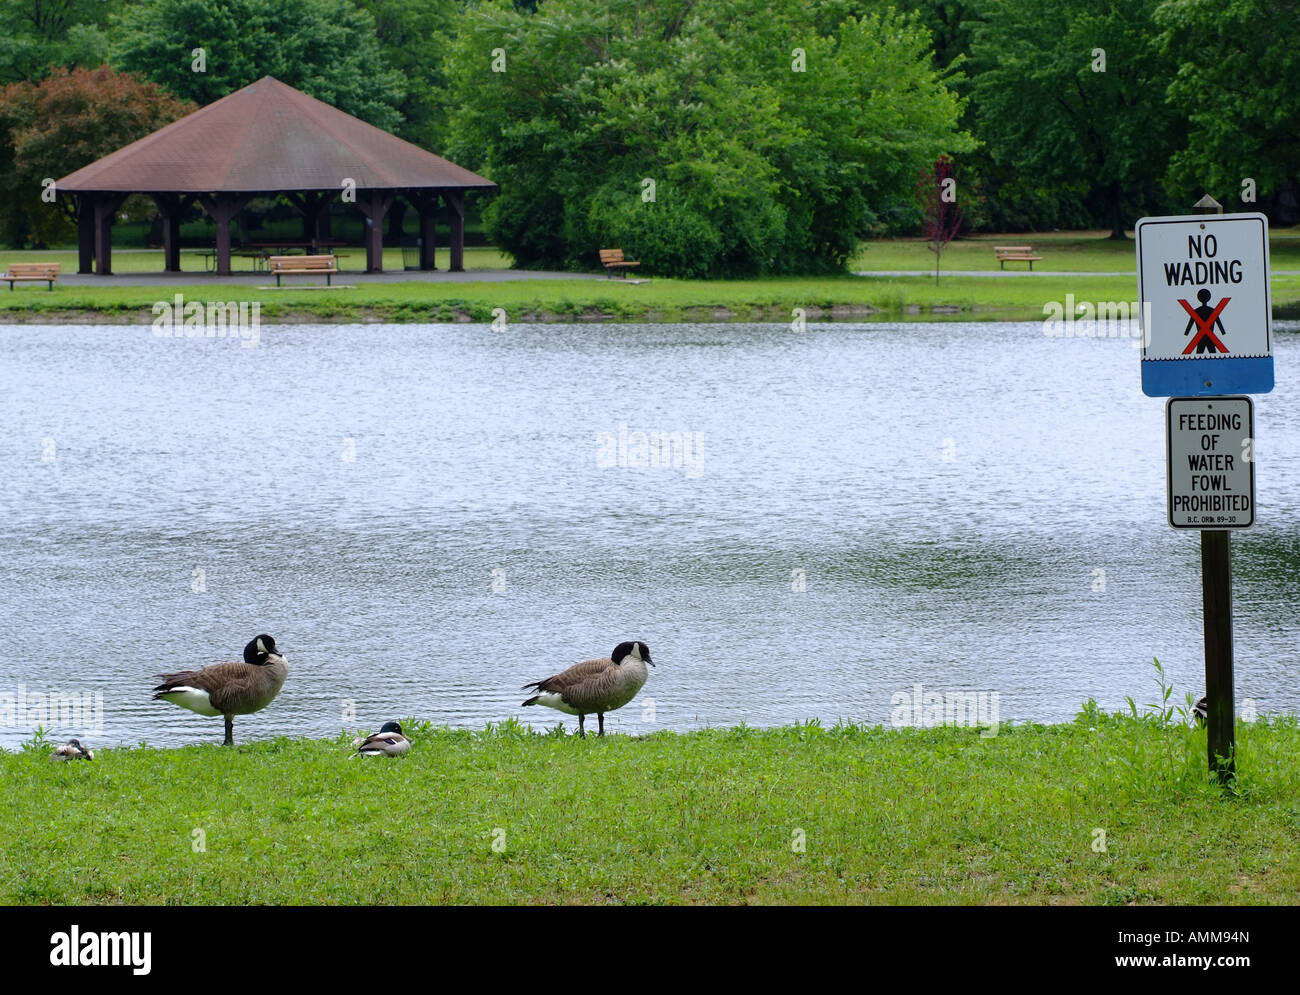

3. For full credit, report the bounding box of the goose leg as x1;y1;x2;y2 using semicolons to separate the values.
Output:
598;713;605;736
223;715;234;746
577;714;585;738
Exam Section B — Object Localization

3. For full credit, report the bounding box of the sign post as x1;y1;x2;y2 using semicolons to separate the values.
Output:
1137;205;1272;786
1165;396;1255;783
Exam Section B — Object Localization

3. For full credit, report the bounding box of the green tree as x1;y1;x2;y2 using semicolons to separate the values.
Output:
0;0;111;83
355;0;460;151
445;0;971;276
1155;0;1300;214
0;65;194;247
969;0;1181;238
909;0;981;70
111;0;405;130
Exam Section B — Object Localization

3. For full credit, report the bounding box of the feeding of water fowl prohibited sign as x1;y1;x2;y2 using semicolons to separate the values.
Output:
1137;212;1273;397
1166;396;1255;529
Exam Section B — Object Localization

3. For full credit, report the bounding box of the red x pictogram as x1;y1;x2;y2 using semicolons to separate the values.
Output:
1180;296;1230;354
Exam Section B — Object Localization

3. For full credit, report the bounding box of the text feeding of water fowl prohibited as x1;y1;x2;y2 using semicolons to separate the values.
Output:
1166;396;1255;530
1137;213;1272;397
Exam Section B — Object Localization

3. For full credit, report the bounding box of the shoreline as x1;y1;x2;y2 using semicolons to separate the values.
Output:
6;302;1299;326
0;302;998;325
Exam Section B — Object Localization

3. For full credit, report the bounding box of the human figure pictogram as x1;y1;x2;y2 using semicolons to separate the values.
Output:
1180;288;1230;354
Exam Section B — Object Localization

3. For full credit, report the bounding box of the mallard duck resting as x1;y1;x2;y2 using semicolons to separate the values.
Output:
351;720;411;757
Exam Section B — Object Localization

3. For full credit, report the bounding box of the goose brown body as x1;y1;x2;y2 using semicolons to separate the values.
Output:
521;640;653;736
152;635;288;745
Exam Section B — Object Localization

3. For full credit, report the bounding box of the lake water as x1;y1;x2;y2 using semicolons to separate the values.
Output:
3;318;1298;749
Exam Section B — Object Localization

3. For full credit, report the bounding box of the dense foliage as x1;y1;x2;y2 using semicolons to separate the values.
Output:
0;66;194;247
444;0;971;275
968;0;1179;238
1155;0;1300;205
0;0;1297;259
111;0;405;130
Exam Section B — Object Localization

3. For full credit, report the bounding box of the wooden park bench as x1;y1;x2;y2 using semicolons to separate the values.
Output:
4;261;60;290
599;248;640;278
268;254;339;286
993;245;1043;270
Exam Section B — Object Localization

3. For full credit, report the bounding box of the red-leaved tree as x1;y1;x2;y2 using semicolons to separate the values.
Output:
915;154;962;285
0;66;194;248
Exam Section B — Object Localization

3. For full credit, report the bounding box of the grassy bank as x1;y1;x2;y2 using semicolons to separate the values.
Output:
3;232;1299;323
4;705;1299;905
5;273;1300;325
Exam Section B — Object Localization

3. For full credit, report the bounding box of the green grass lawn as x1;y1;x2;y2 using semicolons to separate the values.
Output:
4;232;1300;322
3;704;1298;905
848;229;1300;273
3;272;1299;324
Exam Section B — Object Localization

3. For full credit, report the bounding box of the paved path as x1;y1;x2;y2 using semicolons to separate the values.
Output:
854;269;1135;278
35;268;1300;287
51;268;607;288
854;270;1300;278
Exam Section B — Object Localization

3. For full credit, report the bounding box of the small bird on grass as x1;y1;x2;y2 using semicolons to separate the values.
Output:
1192;696;1208;726
521;640;654;737
152;634;289;746
52;739;94;761
351;720;411;757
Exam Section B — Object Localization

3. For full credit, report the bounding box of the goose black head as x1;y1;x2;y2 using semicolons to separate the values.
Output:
613;640;654;667
244;634;280;665
379;721;403;735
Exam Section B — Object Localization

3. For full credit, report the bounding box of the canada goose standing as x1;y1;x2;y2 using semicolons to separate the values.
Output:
52;739;94;761
521;640;654;737
351;720;411;757
152;634;289;746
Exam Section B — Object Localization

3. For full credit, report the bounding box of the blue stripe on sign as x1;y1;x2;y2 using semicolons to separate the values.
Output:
1142;357;1274;397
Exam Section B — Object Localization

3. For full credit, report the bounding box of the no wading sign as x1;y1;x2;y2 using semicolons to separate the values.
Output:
1166;396;1254;529
1136;212;1273;397
1137;206;1270;785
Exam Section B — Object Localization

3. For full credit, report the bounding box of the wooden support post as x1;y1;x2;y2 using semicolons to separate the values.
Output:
287;192;330;243
445;191;465;272
198;193;253;276
1194;195;1234;788
355;190;395;272
151;194;188;272
387;198;406;242
76;194;95;274
408;191;438;270
1201;530;1235;782
92;194;127;275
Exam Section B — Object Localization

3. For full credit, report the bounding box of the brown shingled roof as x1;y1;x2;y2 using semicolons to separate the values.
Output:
58;76;495;193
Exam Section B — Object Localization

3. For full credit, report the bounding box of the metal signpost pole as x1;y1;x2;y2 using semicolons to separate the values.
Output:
1194;200;1234;784
1139;196;1271;789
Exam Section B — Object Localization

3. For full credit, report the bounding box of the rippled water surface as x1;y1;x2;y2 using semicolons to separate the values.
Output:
3;319;1299;748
